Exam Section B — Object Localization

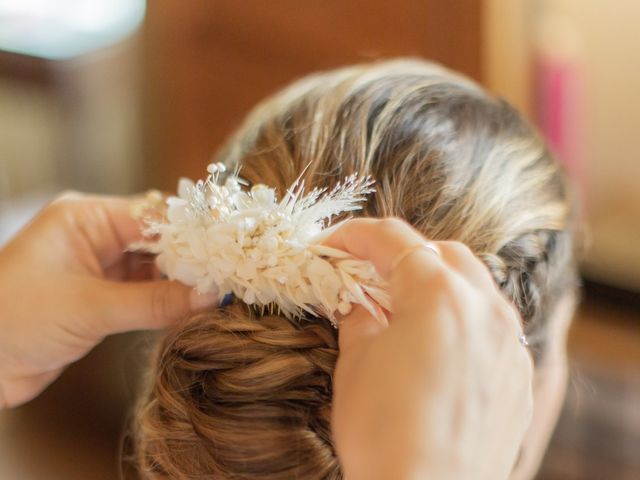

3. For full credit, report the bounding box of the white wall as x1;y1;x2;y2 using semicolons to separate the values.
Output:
0;37;143;244
485;0;640;290
546;0;640;289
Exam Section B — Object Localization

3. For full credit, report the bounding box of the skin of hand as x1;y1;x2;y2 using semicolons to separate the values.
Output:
325;218;534;480
0;192;219;409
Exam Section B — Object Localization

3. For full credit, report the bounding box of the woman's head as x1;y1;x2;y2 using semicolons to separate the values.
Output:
133;59;579;479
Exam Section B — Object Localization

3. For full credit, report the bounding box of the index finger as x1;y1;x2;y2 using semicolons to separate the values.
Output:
322;217;441;281
48;192;148;269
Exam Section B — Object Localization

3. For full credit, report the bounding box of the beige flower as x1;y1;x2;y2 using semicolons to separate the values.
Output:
129;163;391;325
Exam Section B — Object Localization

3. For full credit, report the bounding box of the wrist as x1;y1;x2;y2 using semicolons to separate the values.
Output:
342;453;434;480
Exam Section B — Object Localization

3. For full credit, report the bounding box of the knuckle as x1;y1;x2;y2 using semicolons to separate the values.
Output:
53;190;84;205
446;240;472;255
379;216;409;232
343;217;372;232
338;217;373;238
46;190;84;216
439;240;474;260
426;264;458;292
378;217;416;241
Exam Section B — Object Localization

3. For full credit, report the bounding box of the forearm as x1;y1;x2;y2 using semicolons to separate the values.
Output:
344;461;431;480
340;442;461;480
345;459;476;480
337;420;520;480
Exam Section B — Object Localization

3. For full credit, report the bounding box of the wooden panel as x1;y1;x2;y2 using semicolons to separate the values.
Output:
142;0;483;187
482;0;533;118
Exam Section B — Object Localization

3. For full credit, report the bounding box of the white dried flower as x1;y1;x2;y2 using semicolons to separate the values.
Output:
129;163;391;325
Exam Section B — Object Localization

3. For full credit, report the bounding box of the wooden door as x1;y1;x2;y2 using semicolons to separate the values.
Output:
143;1;483;187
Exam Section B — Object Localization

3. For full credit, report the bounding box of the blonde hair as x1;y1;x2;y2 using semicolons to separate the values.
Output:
132;59;578;479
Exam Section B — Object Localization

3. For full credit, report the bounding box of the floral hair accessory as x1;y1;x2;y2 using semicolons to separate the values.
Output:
129;163;391;325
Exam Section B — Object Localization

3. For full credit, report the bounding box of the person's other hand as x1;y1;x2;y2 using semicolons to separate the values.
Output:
326;218;534;480
0;192;219;409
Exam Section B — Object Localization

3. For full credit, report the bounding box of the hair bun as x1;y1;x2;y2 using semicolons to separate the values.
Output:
134;304;341;479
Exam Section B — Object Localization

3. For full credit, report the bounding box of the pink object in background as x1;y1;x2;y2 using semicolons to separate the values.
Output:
536;54;586;190
533;13;586;202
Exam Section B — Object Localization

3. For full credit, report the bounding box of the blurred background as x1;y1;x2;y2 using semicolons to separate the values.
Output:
0;1;638;479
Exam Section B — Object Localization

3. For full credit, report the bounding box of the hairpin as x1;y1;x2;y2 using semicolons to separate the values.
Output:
128;163;391;325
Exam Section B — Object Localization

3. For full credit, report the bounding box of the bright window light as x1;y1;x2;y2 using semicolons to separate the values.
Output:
0;0;146;60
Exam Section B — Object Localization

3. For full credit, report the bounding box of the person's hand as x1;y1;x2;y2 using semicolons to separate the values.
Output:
326;218;534;480
0;192;219;409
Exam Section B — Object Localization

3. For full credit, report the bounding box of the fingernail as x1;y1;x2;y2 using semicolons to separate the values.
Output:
189;289;220;311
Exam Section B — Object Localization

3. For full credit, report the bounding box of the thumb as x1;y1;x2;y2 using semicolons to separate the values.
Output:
337;304;387;353
92;279;220;335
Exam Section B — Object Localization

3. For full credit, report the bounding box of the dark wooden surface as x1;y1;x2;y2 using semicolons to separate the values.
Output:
536;284;640;480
